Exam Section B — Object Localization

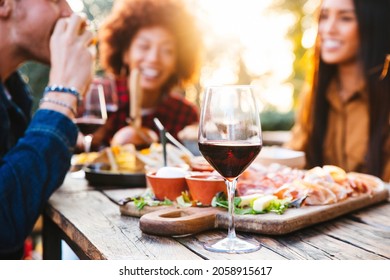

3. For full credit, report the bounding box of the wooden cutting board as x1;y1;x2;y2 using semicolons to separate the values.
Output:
120;187;389;236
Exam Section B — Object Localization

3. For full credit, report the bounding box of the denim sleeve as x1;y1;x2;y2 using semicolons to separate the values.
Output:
0;109;78;255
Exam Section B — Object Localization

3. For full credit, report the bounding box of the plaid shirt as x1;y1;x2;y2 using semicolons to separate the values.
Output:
92;77;199;149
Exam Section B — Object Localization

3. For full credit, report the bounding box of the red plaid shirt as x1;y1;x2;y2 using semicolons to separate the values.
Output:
92;77;199;149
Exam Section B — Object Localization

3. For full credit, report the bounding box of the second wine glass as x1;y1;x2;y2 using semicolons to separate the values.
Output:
74;79;108;154
198;85;263;253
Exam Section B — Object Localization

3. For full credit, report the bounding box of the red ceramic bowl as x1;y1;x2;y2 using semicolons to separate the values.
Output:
185;173;227;206
146;171;188;201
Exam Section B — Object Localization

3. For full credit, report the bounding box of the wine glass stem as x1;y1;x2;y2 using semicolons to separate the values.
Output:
226;178;238;240
84;134;93;153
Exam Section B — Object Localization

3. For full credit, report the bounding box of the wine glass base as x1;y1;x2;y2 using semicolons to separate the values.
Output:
203;237;261;253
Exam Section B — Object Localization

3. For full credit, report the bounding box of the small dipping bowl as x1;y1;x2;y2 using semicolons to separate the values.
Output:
185;173;227;206
146;166;189;201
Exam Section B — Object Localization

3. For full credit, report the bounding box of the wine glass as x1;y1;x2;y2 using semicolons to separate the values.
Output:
72;75;118;178
71;79;109;178
198;85;263;253
76;75;118;151
74;80;108;154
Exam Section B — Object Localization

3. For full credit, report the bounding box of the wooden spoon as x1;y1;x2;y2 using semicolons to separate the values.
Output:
111;69;158;149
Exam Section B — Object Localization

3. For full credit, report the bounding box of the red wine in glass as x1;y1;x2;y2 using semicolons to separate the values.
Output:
75;80;108;153
74;117;105;135
198;141;262;181
198;85;262;253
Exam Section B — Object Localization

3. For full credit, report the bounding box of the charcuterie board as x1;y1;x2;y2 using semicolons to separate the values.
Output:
120;186;389;236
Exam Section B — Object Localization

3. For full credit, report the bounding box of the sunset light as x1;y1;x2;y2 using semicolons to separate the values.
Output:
73;0;320;113
186;0;309;112
68;0;84;12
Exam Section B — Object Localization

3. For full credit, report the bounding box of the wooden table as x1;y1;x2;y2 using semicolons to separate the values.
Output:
42;174;390;260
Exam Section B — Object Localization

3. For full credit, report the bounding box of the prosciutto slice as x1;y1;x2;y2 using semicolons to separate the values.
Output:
274;180;338;205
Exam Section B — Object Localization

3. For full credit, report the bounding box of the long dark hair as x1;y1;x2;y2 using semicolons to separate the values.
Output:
307;0;390;177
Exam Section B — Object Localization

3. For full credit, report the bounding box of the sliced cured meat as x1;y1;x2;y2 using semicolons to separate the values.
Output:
346;172;384;194
237;163;304;196
236;163;383;207
274;180;338;205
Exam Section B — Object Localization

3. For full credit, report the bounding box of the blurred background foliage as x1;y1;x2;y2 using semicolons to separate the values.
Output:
20;0;319;131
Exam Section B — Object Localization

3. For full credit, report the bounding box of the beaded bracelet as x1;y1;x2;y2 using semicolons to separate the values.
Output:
44;85;82;106
39;97;77;117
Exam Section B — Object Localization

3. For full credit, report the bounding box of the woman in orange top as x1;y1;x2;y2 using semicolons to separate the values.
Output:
285;0;390;182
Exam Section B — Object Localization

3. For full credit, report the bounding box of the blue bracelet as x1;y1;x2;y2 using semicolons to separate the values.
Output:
44;85;82;105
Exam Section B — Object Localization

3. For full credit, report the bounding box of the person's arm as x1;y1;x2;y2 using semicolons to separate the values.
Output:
0;110;77;256
0;13;94;258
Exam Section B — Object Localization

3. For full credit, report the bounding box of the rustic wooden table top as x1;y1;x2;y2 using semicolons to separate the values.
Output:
42;174;390;260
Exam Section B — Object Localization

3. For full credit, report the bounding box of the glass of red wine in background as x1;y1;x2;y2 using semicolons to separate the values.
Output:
74;80;108;154
198;85;263;253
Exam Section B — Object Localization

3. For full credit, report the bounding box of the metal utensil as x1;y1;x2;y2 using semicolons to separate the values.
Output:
153;118;167;166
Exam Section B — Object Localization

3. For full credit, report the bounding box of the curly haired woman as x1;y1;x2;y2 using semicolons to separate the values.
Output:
90;0;202;150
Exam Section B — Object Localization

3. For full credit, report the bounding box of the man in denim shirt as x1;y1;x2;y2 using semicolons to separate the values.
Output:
0;0;94;259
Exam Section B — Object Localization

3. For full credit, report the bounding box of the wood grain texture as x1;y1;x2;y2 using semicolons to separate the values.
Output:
176;231;288;260
317;219;390;258
275;225;386;260
46;185;202;259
